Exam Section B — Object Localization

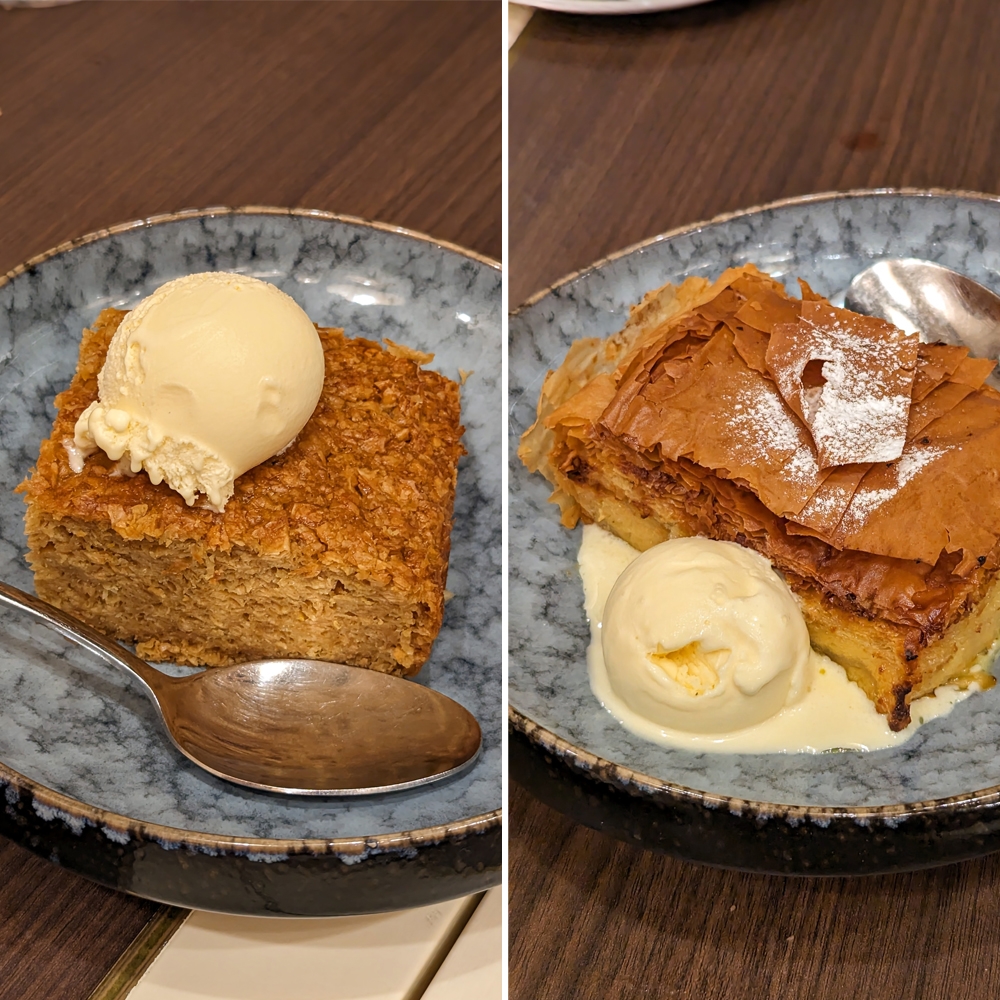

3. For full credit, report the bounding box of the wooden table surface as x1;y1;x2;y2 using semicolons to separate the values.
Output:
510;0;1000;306
509;2;1000;998
0;3;499;999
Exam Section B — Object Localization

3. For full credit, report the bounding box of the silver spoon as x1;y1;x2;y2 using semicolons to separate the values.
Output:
844;258;1000;388
0;581;481;796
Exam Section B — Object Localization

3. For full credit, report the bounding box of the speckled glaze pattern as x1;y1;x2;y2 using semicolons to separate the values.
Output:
509;190;1000;873
0;208;501;913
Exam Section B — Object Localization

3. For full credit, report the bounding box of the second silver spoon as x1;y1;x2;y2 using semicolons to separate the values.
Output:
844;258;1000;387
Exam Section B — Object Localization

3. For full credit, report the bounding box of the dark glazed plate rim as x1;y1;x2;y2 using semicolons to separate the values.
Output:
509;706;1000;827
2;757;502;858
1;206;501;861
509;186;1000;830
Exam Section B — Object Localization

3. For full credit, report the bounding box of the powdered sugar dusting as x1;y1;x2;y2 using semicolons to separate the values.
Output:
801;488;842;519
730;383;799;458
796;475;859;527
806;318;912;465
840;486;898;531
895;444;948;485
766;306;919;469
727;374;821;510
839;442;950;535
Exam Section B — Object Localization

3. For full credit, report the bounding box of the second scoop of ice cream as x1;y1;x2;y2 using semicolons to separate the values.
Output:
601;536;811;733
74;272;325;511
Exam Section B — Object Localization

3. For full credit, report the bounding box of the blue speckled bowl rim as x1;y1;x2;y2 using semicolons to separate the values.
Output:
509;186;1000;826
1;206;502;858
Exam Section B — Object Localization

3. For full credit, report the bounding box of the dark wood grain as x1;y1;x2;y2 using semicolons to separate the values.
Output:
510;0;1000;304
510;783;1000;1000
510;1;1000;996
0;0;501;274
0;2;499;996
0;838;160;1000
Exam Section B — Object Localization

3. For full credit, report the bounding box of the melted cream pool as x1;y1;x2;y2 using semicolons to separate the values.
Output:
581;524;984;753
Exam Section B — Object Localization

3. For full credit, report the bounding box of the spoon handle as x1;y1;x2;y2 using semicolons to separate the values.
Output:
0;581;167;702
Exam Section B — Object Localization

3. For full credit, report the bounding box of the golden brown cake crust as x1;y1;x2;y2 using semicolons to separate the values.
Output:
19;308;464;673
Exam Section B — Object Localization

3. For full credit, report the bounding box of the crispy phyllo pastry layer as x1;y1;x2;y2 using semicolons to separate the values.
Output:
520;265;1000;729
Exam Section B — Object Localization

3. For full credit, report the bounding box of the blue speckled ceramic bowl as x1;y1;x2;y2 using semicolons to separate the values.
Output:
0;207;501;914
509;189;1000;875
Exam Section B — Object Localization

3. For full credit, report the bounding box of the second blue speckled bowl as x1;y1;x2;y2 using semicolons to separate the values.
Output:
509;189;1000;874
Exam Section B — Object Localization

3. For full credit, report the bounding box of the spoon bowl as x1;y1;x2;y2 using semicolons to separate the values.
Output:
844;258;1000;387
0;582;481;796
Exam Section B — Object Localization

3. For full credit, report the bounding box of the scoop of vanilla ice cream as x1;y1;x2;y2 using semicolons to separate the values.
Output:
601;537;811;733
74;272;325;510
